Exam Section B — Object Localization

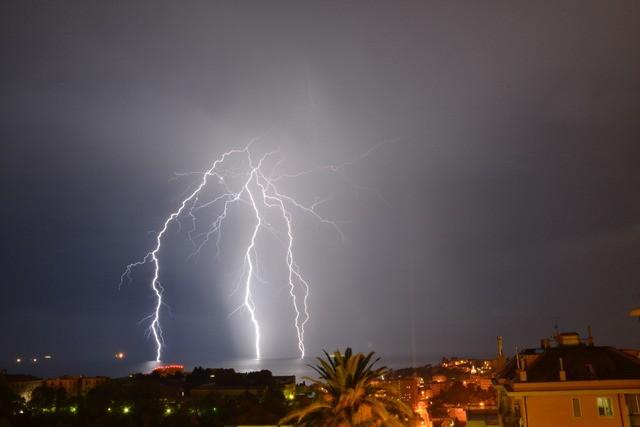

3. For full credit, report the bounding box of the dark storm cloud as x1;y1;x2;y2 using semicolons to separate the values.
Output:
1;1;639;365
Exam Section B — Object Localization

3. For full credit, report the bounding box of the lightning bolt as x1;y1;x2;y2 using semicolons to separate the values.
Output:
121;148;245;362
243;168;262;359
121;141;380;361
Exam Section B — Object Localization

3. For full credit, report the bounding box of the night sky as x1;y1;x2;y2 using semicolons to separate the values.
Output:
2;1;640;366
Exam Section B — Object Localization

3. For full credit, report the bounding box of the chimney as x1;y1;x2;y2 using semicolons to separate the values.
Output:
586;326;594;346
559;357;567;381
496;336;505;371
516;347;527;382
518;364;528;382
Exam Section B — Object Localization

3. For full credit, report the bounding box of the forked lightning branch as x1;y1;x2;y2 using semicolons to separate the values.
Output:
121;144;343;362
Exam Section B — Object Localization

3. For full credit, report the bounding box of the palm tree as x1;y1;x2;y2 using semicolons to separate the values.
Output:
281;348;413;426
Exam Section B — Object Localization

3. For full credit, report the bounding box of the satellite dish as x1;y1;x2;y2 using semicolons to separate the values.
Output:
629;308;640;318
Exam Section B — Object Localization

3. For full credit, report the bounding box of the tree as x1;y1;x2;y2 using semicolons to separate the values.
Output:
29;385;67;412
0;380;23;422
281;348;413;426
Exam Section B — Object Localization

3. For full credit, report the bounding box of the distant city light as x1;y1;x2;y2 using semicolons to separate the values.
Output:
15;358;21;363
164;407;173;415
115;352;126;360
122;406;131;414
44;355;52;359
32;358;38;363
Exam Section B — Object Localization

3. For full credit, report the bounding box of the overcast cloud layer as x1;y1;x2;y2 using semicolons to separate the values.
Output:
1;1;639;365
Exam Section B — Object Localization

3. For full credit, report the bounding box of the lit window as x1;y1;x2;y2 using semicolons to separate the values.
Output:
626;394;640;414
571;398;581;417
597;397;613;417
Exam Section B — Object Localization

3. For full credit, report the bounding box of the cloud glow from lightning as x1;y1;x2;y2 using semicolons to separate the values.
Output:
121;143;344;361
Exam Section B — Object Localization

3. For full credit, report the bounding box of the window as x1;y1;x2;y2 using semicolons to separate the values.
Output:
513;400;521;417
572;397;582;417
597;397;614;417
627;394;640;414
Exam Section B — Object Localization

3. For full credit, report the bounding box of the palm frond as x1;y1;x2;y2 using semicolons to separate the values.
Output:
282;348;414;426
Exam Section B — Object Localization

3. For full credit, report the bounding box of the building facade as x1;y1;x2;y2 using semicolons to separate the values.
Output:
44;376;108;397
494;332;640;427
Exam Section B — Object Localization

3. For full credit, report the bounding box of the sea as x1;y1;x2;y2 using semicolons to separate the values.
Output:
6;354;450;381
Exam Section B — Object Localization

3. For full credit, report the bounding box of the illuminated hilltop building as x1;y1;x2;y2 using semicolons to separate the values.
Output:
152;364;185;376
494;330;640;427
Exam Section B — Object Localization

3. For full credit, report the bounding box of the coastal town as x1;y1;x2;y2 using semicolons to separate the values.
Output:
3;329;640;426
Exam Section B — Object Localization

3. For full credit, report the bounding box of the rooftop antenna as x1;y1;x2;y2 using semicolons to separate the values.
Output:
553;318;560;343
586;325;594;346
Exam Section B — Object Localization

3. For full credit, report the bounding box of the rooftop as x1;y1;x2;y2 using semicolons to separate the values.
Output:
497;335;640;383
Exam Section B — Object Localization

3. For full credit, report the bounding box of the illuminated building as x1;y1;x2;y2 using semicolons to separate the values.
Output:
191;383;270;398
494;331;640;427
467;407;500;426
4;374;108;401
274;375;297;400
44;376;108;397
152;364;185;376
190;373;295;400
477;377;493;391
432;374;447;383
3;374;43;401
390;377;422;404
